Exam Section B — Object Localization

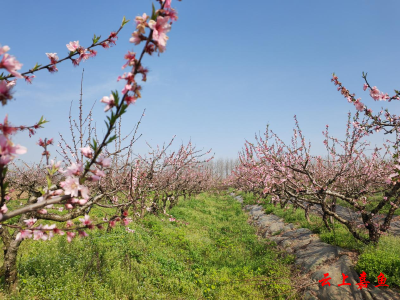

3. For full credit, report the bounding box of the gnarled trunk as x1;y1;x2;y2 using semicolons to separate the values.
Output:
3;238;21;290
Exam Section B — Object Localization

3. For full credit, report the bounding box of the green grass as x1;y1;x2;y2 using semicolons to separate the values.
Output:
237;191;400;288
356;235;400;287
1;193;297;299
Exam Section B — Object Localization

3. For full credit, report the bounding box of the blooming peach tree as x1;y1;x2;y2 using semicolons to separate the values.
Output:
229;76;400;245
0;0;184;289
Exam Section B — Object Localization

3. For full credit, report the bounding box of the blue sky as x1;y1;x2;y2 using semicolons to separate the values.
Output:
2;0;400;163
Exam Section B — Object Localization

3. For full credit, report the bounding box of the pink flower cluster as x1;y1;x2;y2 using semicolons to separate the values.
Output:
100;0;178;110
0;134;27;166
0;46;23;78
16;219;64;241
0;45;23;105
57;149;110;209
65;41;97;67
369;86;389;101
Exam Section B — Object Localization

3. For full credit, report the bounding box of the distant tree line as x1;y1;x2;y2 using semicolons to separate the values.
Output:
205;158;239;180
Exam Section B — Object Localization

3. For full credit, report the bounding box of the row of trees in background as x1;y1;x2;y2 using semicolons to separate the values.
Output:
206;158;239;180
228;74;400;245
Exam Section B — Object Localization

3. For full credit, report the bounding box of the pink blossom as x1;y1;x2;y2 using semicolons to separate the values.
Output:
163;0;172;9
130;31;142;45
148;16;171;52
78;199;88;205
122;218;132;226
89;49;97;58
37;209;47;214
125;95;137;105
122;51;136;69
24;75;35;84
66;220;74;228
92;168;106;178
1;114;18;136
71;198;79;204
117;72;135;83
53;228;65;235
96;155;111;167
48;65;58;73
62;162;83;176
78;230;88;238
169;218;176;222
66;41;80;52
45;53;59;64
100;94;115;112
135;13;149;34
38;138;45;147
66;231;76;243
101;41;110;48
33;229;46;240
0;45;10;56
0;54;23;78
47;160;62;171
24;218;37;227
137;66;148;82
16;229;32;241
0;115;18;136
6;80;16;87
354;100;364;112
43;224;56;240
0;134;27;165
0;80;14;105
80;146;93;158
88;175;101;182
164;8;178;22
72;58;81;66
79;185;90;200
145;44;155;55
0;204;8;214
369;86;387;101
79;214;92;226
60;176;80;197
108;32;118;45
126;227;135;233
122;84;132;94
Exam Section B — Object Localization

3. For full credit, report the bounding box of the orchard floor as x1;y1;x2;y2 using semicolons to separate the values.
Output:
1;193;298;300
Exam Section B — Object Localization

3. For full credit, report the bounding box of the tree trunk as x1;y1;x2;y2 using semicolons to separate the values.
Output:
305;204;311;223
329;197;336;224
323;212;332;231
3;238;22;291
280;198;289;209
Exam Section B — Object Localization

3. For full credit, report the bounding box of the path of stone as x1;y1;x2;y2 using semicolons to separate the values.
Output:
231;194;400;300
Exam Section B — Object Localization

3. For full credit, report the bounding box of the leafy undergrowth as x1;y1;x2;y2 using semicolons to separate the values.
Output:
237;191;400;288
2;193;297;299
